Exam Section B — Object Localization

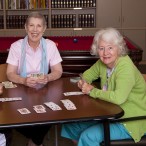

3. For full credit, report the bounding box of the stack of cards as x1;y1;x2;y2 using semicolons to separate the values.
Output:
0;97;22;102
33;105;46;113
61;99;77;110
63;92;83;96
44;102;62;111
2;81;17;88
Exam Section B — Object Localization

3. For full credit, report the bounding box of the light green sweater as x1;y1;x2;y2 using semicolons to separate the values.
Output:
83;55;146;142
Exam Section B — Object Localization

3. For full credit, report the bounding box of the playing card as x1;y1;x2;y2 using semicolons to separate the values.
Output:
70;77;81;83
17;108;31;114
61;99;77;110
37;73;44;79
33;108;46;113
0;97;22;102
2;81;17;88
44;102;62;111
30;73;44;79
63;92;83;96
33;105;46;110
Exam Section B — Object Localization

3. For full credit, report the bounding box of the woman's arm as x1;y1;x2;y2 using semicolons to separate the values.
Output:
47;63;63;82
6;64;38;87
6;64;26;84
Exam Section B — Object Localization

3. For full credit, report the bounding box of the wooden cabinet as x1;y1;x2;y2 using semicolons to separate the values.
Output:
122;0;146;28
97;0;121;28
121;0;146;60
97;0;146;60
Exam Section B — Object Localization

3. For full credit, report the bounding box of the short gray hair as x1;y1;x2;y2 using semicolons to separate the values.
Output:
25;11;47;27
90;28;128;56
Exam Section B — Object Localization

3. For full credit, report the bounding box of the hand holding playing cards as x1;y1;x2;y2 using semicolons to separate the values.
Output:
24;77;38;88
78;81;94;95
36;75;48;85
78;79;85;90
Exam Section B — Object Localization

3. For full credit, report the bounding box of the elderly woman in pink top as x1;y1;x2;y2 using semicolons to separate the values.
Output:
6;12;62;146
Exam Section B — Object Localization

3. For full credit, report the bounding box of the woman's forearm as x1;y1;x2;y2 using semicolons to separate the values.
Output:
47;70;62;82
7;73;26;85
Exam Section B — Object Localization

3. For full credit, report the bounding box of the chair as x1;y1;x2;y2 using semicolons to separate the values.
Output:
142;74;146;81
0;63;11;146
0;63;8;82
100;74;146;146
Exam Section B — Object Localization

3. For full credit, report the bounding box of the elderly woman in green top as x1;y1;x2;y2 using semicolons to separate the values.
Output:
61;28;146;146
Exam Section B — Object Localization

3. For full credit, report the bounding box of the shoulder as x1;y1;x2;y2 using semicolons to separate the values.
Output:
10;39;24;48
116;55;136;76
44;38;57;47
117;55;134;69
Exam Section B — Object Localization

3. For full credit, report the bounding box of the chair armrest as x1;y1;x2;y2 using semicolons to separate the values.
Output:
111;115;146;123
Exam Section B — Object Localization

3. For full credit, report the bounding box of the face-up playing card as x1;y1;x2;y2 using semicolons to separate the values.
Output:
17;108;31;114
2;81;17;88
44;102;62;111
0;97;22;102
33;105;46;110
63;92;83;96
33;108;46;113
61;99;77;110
33;105;46;113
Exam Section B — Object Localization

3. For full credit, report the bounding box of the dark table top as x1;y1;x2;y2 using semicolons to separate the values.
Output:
0;77;124;129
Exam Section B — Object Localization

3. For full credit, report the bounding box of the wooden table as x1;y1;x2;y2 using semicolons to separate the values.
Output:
0;77;124;146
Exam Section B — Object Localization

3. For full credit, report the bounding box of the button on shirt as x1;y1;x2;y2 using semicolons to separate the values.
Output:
7;38;62;76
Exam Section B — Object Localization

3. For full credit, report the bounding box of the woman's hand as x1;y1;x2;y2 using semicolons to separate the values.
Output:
36;75;48;84
77;79;85;89
81;82;94;95
78;80;94;95
24;77;38;87
0;84;3;95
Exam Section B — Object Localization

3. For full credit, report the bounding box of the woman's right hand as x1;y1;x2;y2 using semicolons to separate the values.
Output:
24;77;37;87
77;80;85;90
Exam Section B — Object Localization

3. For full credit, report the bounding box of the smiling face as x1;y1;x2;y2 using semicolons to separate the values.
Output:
98;39;119;69
25;17;46;48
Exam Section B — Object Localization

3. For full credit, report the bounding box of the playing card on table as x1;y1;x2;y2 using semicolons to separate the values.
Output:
17;108;31;114
33;105;46;110
61;99;77;110
33;105;46;113
33;108;46;113
63;92;83;96
2;81;17;88
0;97;22;102
44;102;62;111
70;77;80;83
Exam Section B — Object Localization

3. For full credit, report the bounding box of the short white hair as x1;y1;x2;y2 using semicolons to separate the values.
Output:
90;28;128;56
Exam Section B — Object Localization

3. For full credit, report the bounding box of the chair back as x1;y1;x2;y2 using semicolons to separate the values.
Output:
142;74;146;81
0;64;8;82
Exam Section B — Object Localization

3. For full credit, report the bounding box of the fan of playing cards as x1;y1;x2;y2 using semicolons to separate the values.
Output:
28;73;44;79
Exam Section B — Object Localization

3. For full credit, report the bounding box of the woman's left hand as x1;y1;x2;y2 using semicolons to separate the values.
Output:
37;75;48;84
81;82;94;95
